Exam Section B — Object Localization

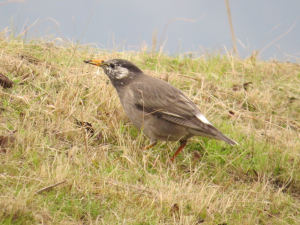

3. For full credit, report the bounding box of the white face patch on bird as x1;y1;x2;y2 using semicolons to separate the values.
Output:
84;59;143;82
83;59;130;80
104;63;129;79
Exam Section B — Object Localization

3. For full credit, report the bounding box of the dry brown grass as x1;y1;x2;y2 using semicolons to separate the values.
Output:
0;34;300;224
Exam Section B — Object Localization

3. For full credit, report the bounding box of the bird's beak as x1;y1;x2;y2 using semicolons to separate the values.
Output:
84;60;108;68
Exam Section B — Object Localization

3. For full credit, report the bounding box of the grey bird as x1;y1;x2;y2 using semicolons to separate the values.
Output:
84;59;238;161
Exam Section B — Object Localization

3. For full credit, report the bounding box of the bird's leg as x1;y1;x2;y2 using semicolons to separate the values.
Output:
170;140;187;162
142;140;157;150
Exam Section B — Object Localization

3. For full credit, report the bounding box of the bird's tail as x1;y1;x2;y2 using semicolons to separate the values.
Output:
208;124;238;145
192;124;238;145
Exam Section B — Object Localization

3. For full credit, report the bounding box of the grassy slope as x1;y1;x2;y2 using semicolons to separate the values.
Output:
0;36;300;224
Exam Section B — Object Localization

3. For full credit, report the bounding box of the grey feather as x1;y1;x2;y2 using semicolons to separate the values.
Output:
129;75;237;145
84;58;238;159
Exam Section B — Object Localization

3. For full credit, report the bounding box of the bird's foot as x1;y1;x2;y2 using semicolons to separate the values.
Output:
142;141;157;150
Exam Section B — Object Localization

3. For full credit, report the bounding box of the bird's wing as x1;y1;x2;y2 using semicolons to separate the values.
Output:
129;78;211;131
129;77;238;145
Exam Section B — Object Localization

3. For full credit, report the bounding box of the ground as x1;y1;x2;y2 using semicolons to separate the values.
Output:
0;35;300;224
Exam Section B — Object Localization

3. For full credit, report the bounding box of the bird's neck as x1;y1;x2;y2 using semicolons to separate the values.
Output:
109;72;142;90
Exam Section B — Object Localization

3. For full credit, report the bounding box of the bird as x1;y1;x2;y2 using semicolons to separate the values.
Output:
84;59;238;161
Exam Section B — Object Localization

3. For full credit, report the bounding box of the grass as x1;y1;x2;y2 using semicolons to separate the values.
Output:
0;32;300;224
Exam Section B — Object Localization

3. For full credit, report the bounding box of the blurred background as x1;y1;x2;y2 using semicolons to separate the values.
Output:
0;0;299;62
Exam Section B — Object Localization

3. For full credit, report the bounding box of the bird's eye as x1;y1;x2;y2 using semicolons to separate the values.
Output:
110;64;115;69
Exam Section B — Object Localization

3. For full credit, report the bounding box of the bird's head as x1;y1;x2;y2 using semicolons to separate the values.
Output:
84;59;143;82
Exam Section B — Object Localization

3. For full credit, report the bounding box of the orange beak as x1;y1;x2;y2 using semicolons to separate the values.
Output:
84;60;107;67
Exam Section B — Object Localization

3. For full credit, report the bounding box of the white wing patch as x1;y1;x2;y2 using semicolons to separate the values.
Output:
163;111;185;119
196;113;211;125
